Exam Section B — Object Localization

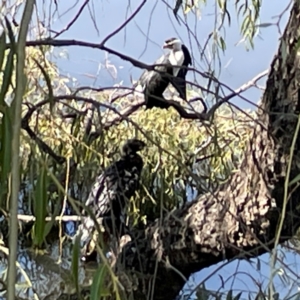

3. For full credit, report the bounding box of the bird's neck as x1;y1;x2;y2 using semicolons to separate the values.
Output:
169;48;184;76
173;43;182;51
121;153;143;167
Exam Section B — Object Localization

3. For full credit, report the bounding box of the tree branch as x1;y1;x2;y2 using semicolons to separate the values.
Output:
52;0;90;39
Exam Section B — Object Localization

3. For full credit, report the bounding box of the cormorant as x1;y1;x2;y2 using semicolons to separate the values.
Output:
165;37;192;101
136;37;192;109
75;138;146;261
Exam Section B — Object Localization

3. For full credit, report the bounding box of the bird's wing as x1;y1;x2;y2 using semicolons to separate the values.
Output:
76;155;143;252
170;74;187;99
137;53;171;89
76;162;125;249
84;157;142;217
85;162;122;217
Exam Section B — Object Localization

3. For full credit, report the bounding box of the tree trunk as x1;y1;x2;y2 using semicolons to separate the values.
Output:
120;2;300;299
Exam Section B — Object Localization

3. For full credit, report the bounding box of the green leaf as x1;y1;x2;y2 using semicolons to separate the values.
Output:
289;173;300;186
90;264;110;300
226;290;233;300
0;30;6;72
33;163;48;247
219;36;226;52
236;3;244;17
233;292;242;300
43;199;60;239
0;47;14;107
4;17;16;52
296;37;300;52
0;112;12;205
71;234;80;295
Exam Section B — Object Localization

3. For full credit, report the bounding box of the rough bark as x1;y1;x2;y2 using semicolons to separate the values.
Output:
118;2;300;300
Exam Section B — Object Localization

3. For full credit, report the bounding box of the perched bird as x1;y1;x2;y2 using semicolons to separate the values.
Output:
135;37;192;109
165;37;192;101
75;138;146;261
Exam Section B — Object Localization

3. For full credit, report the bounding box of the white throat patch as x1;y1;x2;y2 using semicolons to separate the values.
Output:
169;49;184;77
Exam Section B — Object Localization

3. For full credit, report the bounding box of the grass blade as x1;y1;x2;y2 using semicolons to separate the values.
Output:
33;162;48;247
0;48;14;107
4;17;16;52
71;234;80;296
90;264;110;300
0;30;6;72
0;112;12;206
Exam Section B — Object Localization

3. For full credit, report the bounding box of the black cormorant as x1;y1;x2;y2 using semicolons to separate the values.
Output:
136;37;192;109
75;138;146;260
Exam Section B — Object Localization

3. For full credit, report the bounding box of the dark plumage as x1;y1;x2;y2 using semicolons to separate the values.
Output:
75;139;146;260
136;37;192;109
137;52;173;110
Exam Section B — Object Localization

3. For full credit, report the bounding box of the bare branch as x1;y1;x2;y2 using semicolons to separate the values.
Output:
100;0;147;46
16;214;82;223
52;0;90;39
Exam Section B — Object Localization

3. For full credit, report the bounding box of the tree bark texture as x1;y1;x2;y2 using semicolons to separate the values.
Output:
120;2;300;300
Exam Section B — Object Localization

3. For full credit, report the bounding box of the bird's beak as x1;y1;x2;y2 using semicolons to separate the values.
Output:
163;42;170;49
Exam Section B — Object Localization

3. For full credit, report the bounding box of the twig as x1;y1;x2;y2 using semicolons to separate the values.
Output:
15;214;93;223
100;0;147;46
22;115;66;164
10;39;151;70
53;0;90;39
207;69;269;117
